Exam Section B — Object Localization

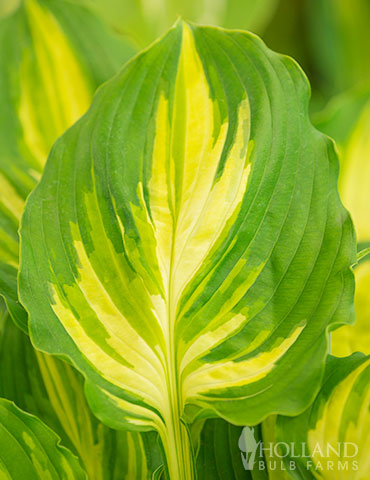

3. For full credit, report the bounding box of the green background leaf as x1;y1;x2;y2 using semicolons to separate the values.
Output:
306;0;370;96
68;0;278;47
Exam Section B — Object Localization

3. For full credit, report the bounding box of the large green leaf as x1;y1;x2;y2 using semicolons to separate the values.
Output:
0;0;135;331
0;398;87;479
0;312;161;479
19;22;355;478
274;354;370;478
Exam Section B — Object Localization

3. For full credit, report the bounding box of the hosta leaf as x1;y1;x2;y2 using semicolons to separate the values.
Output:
0;0;135;331
275;354;370;478
0;313;161;480
19;22;355;478
314;87;370;243
0;398;87;479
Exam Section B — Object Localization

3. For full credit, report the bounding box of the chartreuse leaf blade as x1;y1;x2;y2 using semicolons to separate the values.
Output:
0;0;135;331
0;398;87;480
275;354;370;478
0;313;161;480
19;22;355;479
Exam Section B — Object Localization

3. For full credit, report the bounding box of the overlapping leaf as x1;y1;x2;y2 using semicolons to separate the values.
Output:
0;398;87;479
20;22;355;478
0;0;135;331
275;354;370;478
0;313;161;479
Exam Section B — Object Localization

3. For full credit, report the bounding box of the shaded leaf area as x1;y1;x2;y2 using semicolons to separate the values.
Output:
0;314;161;479
0;0;136;331
0;398;87;480
20;21;355;479
69;0;278;47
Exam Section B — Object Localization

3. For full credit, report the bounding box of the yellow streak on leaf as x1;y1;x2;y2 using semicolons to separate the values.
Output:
19;0;92;167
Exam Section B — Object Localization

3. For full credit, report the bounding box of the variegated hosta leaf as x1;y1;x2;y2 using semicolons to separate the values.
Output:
314;88;370;242
0;398;87;480
19;22;355;478
0;0;135;331
0;313;161;480
275;354;370;479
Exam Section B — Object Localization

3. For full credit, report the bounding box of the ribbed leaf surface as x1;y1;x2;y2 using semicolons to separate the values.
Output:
196;419;249;479
0;398;87;479
0;314;161;480
19;22;355;478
